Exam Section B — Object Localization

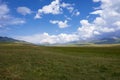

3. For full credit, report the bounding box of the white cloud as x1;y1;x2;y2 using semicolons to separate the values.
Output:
17;0;120;44
114;21;120;27
35;0;78;19
61;2;74;12
0;15;26;27
77;20;96;39
75;11;80;16
93;0;100;2
80;20;90;26
93;17;106;26
17;7;32;15
35;0;61;19
61;2;72;8
64;15;71;20
50;20;69;28
17;32;79;44
0;4;9;15
0;4;25;27
90;10;102;15
101;27;115;33
72;10;80;16
77;0;120;40
9;18;26;25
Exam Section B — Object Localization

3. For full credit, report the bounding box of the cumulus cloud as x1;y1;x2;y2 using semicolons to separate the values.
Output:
17;7;32;15
35;0;62;19
17;0;120;44
50;20;69;28
77;20;96;40
17;32;79;44
35;0;79;19
0;4;25;27
77;0;120;39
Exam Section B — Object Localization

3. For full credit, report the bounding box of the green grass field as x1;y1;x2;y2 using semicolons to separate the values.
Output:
0;43;120;80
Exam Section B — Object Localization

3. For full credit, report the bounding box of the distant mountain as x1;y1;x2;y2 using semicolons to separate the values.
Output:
66;37;120;45
1;36;120;45
93;38;120;44
0;36;23;43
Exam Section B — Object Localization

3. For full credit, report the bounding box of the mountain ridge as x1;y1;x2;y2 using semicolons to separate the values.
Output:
0;36;120;45
0;36;27;43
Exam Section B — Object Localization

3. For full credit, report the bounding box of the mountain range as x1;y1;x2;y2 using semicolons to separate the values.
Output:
0;37;19;42
0;37;27;44
65;37;120;45
0;36;120;45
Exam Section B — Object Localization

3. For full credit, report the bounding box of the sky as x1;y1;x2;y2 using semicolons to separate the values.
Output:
0;0;120;44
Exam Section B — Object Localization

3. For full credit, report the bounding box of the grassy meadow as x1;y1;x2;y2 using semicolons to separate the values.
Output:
0;43;120;80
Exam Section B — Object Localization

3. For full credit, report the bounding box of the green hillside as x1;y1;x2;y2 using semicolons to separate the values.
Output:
0;43;120;80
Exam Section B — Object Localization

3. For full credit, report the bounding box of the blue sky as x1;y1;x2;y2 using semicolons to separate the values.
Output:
0;0;120;44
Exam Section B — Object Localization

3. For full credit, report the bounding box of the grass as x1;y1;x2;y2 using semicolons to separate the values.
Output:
0;43;120;80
